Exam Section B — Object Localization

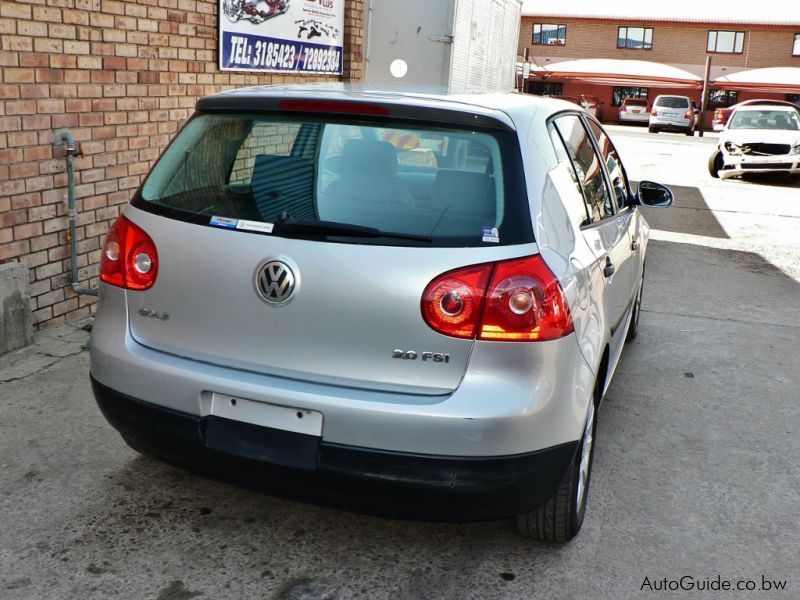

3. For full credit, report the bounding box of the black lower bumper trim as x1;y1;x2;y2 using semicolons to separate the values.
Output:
91;376;578;521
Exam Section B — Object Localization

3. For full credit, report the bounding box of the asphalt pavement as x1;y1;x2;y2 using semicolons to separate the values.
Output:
1;126;799;600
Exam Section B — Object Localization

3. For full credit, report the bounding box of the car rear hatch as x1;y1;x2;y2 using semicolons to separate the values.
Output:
654;97;690;121
122;96;534;396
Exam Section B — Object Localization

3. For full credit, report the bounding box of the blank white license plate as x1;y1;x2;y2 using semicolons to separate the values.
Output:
210;393;323;437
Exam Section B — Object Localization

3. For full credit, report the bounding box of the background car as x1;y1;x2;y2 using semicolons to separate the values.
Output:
551;94;600;118
90;87;672;543
649;94;695;135
709;105;800;179
618;97;649;125
711;99;800;131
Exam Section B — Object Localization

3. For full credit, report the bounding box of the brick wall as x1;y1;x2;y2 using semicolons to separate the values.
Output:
519;17;800;73
0;0;364;329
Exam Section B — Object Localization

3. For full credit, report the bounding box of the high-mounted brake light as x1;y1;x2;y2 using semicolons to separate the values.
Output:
421;255;574;342
100;216;159;291
278;100;390;116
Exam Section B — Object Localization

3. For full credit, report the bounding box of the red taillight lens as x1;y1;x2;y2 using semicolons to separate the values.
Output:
479;256;573;341
651;108;657;116
421;264;493;339
421;256;574;342
100;216;158;290
684;110;692;119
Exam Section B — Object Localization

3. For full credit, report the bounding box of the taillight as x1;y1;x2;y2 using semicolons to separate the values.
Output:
100;216;158;290
421;263;493;339
651;108;657;116
620;106;627;113
421;256;574;342
684;110;692;119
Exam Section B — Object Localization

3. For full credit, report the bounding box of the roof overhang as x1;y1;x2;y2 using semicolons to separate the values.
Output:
531;59;703;89
712;68;800;95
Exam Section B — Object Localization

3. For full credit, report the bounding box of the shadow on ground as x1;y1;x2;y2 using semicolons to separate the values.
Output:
634;182;729;239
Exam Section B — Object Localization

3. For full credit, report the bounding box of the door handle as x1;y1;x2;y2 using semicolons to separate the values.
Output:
603;257;615;277
631;240;640;251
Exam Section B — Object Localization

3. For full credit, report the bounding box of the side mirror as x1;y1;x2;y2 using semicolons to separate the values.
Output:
636;181;673;207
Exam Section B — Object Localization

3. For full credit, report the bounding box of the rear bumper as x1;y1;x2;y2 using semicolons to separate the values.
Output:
649;116;692;131
92;376;578;520
619;112;649;123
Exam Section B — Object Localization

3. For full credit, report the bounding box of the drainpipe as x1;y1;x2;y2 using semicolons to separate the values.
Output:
53;129;98;297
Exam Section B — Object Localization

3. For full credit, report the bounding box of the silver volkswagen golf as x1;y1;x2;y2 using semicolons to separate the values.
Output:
90;86;672;542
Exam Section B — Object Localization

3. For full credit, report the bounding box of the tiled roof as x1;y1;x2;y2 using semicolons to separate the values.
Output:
520;1;800;26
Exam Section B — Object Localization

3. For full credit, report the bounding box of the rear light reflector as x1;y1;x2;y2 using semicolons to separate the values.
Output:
421;255;574;342
100;216;159;290
279;100;390;116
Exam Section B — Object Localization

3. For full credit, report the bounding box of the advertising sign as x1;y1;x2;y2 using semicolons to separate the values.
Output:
219;0;344;74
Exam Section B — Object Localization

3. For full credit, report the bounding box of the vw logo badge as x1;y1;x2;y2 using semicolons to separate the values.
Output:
256;261;296;304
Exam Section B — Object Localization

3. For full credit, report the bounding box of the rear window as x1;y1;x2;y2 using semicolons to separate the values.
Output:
134;113;532;247
622;99;647;107
654;96;690;109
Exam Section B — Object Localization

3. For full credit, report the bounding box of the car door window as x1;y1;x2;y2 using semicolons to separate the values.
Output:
547;123;591;227
552;115;615;224
586;120;632;210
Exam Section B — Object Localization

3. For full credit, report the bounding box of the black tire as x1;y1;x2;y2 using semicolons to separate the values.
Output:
626;270;644;342
648;126;658;133
684;126;694;136
516;383;599;542
708;150;722;178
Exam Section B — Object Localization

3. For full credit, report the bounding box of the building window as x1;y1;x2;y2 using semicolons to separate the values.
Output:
787;94;800;105
613;86;649;107
617;27;653;49
707;90;739;110
528;81;563;96
707;31;745;54
533;24;567;46
794;34;800;56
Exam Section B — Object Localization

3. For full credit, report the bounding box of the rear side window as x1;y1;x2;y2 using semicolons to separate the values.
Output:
136;113;532;247
655;96;690;109
551;115;614;224
586;120;631;210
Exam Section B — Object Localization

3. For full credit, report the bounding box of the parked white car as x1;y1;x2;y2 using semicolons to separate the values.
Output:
618;98;649;125
649;95;695;135
709;105;800;179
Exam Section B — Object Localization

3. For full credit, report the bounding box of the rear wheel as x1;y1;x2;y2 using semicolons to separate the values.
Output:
516;386;598;542
708;150;722;178
648;126;658;133
684;126;694;136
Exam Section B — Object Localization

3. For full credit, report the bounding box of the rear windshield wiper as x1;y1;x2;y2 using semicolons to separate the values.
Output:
274;213;432;243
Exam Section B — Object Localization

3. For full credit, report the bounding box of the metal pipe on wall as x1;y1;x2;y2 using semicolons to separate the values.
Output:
53;129;98;297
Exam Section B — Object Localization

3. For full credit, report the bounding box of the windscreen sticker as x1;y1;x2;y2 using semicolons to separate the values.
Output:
482;227;500;244
209;216;238;229
236;220;274;234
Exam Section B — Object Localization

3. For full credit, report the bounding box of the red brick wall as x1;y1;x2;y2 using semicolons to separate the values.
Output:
519;17;800;71
0;0;364;329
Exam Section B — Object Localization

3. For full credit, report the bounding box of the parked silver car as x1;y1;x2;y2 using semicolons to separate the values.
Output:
649;94;696;135
90;86;672;542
